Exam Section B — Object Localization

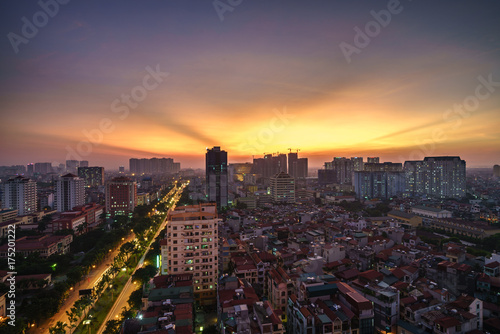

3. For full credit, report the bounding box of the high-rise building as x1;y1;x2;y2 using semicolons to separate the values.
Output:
1;176;37;215
26;163;34;176
318;169;337;185
285;150;308;179
252;153;288;179
354;170;405;199
119;166;125;173
160;203;219;305
79;160;89;167
66;160;80;173
494;165;500;177
274;153;287;174
55;173;85;212
404;156;466;199
77;167;105;187
129;158;138;174
294;158;308;178
270;171;295;203
228;163;253;182
324;157;354;185
34;162;52;174
352;157;364;171
129;157;180;174
364;162;402;172
288;152;298;177
367;157;380;164
105;177;137;216
206;147;228;211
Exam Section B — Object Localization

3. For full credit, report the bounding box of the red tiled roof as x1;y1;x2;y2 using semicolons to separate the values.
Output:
485;261;500;268
335;268;360;280
359;269;383;282
391;268;406;280
435;316;461;328
401;296;418;305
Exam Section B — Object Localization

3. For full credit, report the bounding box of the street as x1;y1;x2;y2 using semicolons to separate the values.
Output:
96;182;185;334
35;233;135;334
37;181;185;334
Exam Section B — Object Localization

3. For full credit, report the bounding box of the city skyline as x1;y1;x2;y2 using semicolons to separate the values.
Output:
1;1;500;169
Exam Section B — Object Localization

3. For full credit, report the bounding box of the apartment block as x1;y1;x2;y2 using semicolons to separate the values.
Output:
160;203;219;305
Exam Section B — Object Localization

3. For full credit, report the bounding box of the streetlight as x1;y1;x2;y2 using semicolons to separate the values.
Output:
110;284;114;301
83;316;92;334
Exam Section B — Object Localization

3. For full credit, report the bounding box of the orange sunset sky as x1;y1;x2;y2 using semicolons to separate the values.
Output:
1;1;499;169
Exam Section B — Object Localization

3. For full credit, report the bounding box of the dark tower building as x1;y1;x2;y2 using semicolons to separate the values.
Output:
404;156;466;199
288;152;298;177
78;166;105;187
206;146;228;211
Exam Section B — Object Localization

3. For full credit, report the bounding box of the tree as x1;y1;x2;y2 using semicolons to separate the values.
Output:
38;214;52;233
66;267;83;285
120;306;135;319
79;295;94;320
77;222;87;235
203;325;218;334
109;263;120;279
128;289;143;309
49;321;68;334
66;307;80;334
235;201;247;210
103;320;122;334
132;265;157;285
120;241;135;261
112;215;129;229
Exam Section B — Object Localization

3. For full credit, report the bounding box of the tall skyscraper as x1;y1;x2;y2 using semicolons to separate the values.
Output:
287;150;308;179
26;163;34;176
367;157;380;164
129;157;181;174
206;146;228;211
354;171;404;199
351;157;364;172
288;152;298;177
129;158;138;174
294;158;308;178
34;162;52;174
324;157;354;185
270;171;295;203
160;203;219;305
105;176;137;216
364;162;403;172
274;153;287;174
494;165;500;177
66;160;80;173
77;166;105;187
55;173;85;212
1;176;37;215
404;156;466;199
252;153;288;179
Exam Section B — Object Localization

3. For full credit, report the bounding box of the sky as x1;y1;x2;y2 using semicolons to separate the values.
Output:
0;0;499;169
